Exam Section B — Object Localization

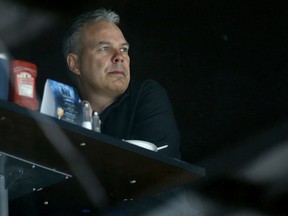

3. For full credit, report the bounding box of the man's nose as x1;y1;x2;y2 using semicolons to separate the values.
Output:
112;50;124;63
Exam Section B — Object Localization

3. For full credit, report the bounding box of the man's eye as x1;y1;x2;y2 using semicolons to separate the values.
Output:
99;47;110;52
120;47;129;53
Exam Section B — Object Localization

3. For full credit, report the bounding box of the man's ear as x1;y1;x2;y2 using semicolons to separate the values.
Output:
67;53;80;75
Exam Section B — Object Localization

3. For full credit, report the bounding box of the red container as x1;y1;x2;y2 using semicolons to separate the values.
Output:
9;60;39;110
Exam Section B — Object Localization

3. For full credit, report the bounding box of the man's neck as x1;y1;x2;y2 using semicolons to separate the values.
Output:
83;94;116;114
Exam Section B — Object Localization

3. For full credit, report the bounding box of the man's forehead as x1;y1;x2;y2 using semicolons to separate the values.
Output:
83;23;127;43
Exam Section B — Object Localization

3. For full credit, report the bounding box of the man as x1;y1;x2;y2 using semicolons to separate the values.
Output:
61;8;206;216
63;8;180;158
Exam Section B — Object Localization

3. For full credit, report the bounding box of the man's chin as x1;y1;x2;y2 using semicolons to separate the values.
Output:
112;79;128;89
108;82;128;95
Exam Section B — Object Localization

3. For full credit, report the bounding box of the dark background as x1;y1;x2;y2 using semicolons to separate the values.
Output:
2;0;288;167
2;0;288;215
4;0;288;164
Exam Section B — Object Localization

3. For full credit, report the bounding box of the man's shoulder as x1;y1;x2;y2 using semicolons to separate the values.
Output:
127;79;168;103
130;79;164;91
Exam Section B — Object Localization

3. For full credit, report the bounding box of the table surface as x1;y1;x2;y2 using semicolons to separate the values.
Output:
0;99;205;214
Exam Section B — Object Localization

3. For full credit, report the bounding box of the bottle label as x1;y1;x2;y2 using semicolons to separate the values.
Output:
16;72;34;98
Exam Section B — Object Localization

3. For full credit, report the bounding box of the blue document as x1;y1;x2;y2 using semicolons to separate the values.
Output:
40;79;82;125
0;53;9;101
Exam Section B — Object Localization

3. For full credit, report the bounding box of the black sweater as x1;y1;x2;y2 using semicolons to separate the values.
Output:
99;79;180;158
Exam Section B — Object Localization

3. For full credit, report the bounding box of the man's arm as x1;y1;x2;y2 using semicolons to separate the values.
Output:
132;80;181;158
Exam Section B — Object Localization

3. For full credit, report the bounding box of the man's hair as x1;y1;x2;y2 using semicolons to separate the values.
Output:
63;8;120;57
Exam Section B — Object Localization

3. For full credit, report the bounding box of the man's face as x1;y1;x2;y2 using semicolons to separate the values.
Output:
72;21;130;98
